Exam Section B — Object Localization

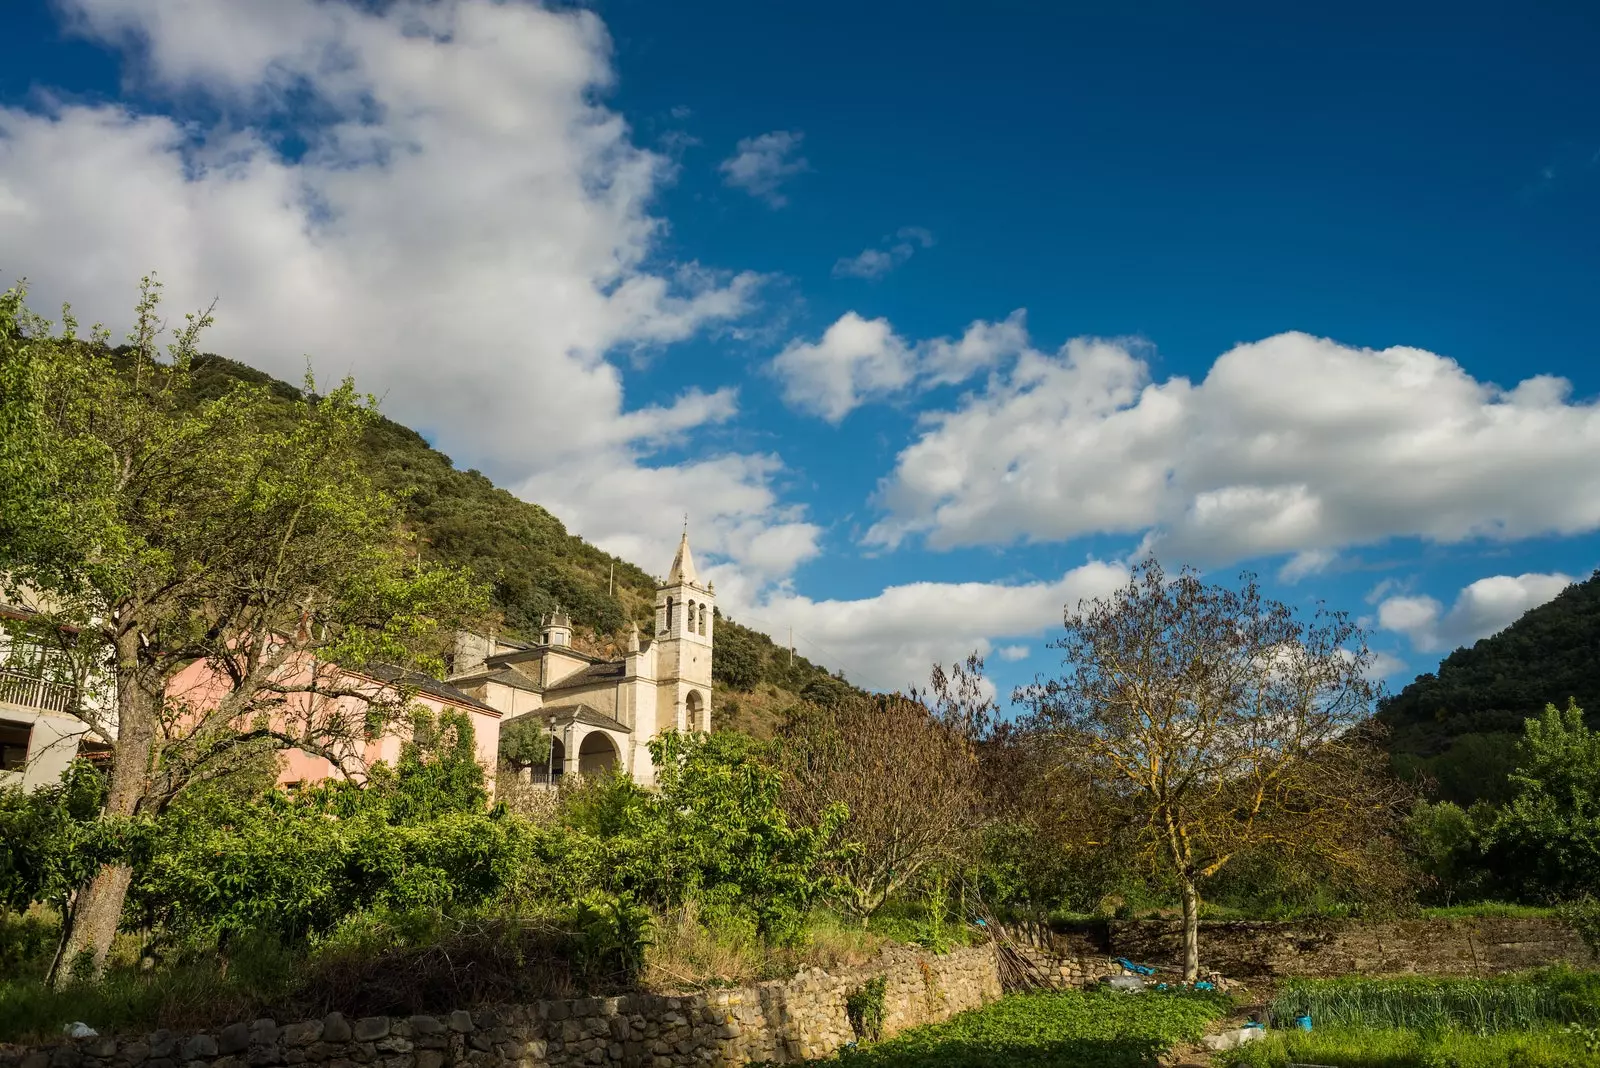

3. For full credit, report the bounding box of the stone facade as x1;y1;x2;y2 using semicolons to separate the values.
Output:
1019;917;1595;980
0;946;1000;1068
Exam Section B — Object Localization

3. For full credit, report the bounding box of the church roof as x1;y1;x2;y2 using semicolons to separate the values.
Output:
363;663;501;716
507;702;632;735
447;667;544;694
545;659;627;691
666;530;698;586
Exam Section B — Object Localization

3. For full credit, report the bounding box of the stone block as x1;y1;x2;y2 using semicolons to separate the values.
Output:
182;1037;219;1060
322;1018;352;1045
22;1054;50;1068
220;1026;252;1056
148;1035;176;1060
446;1013;472;1035
280;1024;322;1049
251;1023;279;1047
352;1022;389;1044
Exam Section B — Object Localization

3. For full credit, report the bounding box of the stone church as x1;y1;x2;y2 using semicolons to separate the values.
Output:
445;531;713;787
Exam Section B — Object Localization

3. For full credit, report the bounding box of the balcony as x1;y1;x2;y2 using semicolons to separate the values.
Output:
0;668;78;715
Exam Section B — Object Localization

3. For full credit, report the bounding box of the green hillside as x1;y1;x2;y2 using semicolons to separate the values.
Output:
1377;568;1600;805
173;351;852;715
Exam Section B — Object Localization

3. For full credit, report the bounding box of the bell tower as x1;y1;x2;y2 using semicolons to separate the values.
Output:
654;525;713;733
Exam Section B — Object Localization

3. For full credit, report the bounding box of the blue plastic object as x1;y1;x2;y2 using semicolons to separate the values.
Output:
1194;980;1215;991
1296;1015;1313;1032
1115;957;1157;976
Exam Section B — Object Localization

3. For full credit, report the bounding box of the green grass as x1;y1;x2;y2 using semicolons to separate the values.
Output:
1419;903;1560;919
1268;971;1600;1034
808;988;1232;1067
1219;1024;1600;1068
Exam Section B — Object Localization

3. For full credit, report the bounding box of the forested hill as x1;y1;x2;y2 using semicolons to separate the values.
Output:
175;352;853;715
1377;568;1600;805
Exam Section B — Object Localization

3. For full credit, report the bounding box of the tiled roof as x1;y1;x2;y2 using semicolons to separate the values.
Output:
363;663;501;716
544;659;627;691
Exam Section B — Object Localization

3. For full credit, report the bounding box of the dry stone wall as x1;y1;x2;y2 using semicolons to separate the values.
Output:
0;945;999;1068
1028;917;1595;980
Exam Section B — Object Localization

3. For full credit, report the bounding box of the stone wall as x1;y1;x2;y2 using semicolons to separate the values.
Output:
1024;917;1595;980
0;945;999;1068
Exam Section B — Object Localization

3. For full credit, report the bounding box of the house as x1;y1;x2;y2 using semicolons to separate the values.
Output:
0;602;114;793
446;529;714;787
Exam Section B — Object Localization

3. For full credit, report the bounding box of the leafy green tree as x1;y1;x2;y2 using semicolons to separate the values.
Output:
497;715;553;772
711;622;763;691
0;278;486;981
1479;700;1600;901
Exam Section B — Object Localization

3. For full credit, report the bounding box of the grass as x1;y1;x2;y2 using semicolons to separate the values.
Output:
1267;970;1600;1033
1420;903;1561;919
805;988;1232;1067
1219;1024;1600;1067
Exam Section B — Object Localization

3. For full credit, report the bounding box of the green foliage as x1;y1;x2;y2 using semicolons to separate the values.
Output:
0;761;122;913
711;619;764;691
573;892;654;985
1477;701;1600;900
1220;1025;1600;1068
1379;570;1599;806
1268;971;1600;1034
845;975;888;1042
497;715;552;770
1557;898;1600;958
816;988;1229;1067
584;731;846;944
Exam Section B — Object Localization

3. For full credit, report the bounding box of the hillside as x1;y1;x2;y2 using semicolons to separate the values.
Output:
172;351;854;718
1377;568;1600;805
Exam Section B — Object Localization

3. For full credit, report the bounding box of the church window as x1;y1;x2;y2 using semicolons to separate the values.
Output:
666;597;674;630
698;603;707;635
687;600;696;632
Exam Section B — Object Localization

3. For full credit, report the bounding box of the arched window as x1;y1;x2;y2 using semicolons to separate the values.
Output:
687;600;696;633
666;597;674;630
698;603;707;635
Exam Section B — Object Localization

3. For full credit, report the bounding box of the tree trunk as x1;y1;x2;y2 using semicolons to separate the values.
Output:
1181;879;1200;982
54;633;159;987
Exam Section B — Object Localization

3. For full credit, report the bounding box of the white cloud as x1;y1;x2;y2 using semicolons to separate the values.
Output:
771;309;1028;423
833;226;935;280
1;0;818;593
996;644;1030;662
1279;549;1337;583
1377;571;1575;653
868;331;1600;563
718;130;807;207
718;560;1129;693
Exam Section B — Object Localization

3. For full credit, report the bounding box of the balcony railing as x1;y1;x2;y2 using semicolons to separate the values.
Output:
0;669;78;714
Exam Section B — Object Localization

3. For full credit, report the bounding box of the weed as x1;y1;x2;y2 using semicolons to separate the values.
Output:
845;976;887;1042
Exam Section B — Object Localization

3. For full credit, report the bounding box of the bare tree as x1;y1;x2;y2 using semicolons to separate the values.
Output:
1016;558;1412;980
778;656;990;922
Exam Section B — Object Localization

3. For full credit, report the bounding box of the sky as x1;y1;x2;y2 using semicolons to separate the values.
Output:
3;0;1598;702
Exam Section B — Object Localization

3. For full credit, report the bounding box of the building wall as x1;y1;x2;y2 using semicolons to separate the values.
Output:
0;704;89;792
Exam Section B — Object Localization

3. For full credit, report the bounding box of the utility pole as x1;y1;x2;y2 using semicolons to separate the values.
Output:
789;625;794;666
608;562;614;597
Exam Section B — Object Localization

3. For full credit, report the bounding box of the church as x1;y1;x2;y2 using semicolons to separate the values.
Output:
444;530;714;788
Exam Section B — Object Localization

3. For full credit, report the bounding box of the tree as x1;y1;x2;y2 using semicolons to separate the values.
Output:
779;657;988;922
0;278;486;981
497;715;553;772
1016;558;1412;980
711;621;762;691
1478;700;1600;901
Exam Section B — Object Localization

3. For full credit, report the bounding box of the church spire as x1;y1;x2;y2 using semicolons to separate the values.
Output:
667;525;698;586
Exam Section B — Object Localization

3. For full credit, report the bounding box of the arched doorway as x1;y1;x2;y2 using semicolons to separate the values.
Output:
577;731;618;776
685;690;707;733
543;736;566;783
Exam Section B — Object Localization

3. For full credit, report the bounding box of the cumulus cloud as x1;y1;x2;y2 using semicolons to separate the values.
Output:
833;226;935;280
718;130;807;207
867;331;1600;564
714;560;1128;693
1377;571;1575;653
771;309;1028;423
1;0;819;589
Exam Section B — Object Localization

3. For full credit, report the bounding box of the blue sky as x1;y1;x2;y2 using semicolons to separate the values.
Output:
3;0;1598;701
